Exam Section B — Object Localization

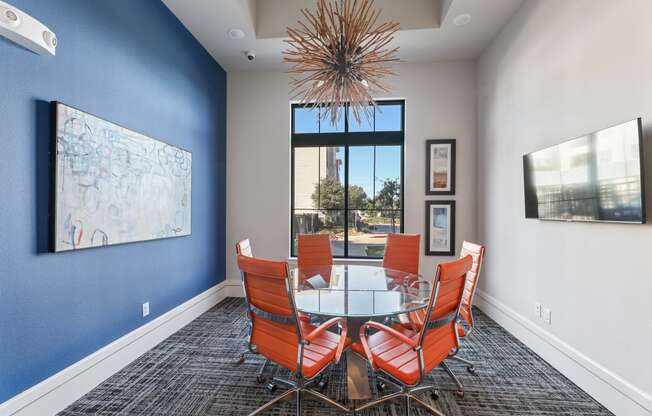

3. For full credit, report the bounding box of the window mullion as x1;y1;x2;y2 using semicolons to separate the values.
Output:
400;143;405;233
373;146;376;209
344;145;349;258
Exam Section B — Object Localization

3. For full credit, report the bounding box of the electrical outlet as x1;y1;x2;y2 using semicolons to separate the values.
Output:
535;302;542;318
542;307;551;324
142;302;150;317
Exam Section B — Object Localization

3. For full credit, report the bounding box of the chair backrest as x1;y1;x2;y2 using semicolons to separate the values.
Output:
235;238;253;257
417;255;473;373
297;234;333;268
459;241;485;327
382;233;420;275
237;255;301;373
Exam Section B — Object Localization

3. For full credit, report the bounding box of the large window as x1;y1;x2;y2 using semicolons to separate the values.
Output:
291;101;404;258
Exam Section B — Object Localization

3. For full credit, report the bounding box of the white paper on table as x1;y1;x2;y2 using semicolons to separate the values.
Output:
306;274;328;289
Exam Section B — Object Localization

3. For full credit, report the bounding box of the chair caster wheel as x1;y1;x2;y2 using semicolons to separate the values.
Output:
256;375;265;384
318;380;328;392
266;382;277;393
376;381;387;393
237;354;245;364
456;390;465;398
430;390;440;401
467;366;476;375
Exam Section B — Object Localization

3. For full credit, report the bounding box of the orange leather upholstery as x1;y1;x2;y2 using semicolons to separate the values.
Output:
354;255;472;386
297;234;333;268
459;241;485;329
382;233;420;275
351;323;456;386
401;309;467;337
428;257;471;322
249;316;349;379
236;238;310;323
402;241;485;335
457;325;466;337
238;255;293;317
235;238;253;257
237;254;349;379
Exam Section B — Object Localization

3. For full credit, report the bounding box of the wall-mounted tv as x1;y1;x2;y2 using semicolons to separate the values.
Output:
523;119;646;223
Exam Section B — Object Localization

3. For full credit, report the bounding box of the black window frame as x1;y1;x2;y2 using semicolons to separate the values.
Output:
290;100;405;259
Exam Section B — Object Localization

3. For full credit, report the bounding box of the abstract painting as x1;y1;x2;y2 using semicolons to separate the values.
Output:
425;200;455;256
426;139;455;195
50;102;192;252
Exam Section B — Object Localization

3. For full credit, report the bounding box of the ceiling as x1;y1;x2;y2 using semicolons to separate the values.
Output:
162;0;524;72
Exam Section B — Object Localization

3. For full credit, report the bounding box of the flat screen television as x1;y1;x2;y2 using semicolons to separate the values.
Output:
523;118;646;223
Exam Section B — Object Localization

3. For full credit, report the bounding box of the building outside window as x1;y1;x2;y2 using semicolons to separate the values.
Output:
291;100;405;258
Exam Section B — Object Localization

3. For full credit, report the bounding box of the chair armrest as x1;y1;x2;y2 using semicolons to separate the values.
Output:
359;321;418;369
305;317;348;363
408;279;431;288
408;308;426;330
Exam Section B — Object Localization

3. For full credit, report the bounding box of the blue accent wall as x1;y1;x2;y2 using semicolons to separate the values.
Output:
0;0;226;402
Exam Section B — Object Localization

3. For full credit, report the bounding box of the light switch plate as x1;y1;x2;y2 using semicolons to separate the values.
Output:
142;302;150;317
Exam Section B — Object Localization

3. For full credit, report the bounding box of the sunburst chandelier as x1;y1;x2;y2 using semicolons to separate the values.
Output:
283;0;400;126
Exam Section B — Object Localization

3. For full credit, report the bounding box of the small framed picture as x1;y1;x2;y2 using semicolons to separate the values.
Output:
426;139;455;195
425;201;455;256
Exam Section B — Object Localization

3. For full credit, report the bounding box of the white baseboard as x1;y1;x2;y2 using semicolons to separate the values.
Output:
225;278;244;297
474;289;652;416
10;281;644;416
0;279;240;416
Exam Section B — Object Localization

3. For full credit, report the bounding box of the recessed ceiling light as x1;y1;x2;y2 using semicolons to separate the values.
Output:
227;28;245;40
453;13;472;26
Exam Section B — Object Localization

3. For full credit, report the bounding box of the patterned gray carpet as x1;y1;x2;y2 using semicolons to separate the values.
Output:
59;298;613;416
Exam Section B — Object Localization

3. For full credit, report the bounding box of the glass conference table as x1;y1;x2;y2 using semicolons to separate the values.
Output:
290;264;431;400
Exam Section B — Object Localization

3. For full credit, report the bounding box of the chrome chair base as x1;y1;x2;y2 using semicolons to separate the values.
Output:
354;385;445;416
238;322;271;384
237;351;270;384
248;379;351;416
449;355;477;373
377;363;467;399
376;375;402;392
442;354;479;398
440;361;465;398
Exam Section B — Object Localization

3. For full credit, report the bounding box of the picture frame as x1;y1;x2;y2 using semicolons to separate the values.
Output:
425;200;455;256
50;101;192;252
426;139;455;195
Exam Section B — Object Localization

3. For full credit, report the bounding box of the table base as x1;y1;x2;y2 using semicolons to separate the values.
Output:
345;317;372;400
346;350;371;400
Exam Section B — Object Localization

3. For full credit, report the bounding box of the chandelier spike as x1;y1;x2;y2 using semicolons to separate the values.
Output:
283;0;400;126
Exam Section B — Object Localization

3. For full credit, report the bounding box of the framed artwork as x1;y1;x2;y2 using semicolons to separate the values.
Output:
50;102;192;252
425;200;455;256
426;139;455;195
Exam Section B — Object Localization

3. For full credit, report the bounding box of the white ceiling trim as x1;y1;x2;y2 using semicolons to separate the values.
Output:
162;0;524;72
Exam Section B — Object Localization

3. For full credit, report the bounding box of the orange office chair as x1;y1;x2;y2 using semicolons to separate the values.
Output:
235;239;313;384
446;241;485;376
297;234;333;268
382;233;421;275
352;255;473;414
235;239;270;383
401;241;486;397
237;254;351;415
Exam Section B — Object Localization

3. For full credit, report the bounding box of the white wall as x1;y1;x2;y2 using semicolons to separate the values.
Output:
226;61;477;283
477;1;652;415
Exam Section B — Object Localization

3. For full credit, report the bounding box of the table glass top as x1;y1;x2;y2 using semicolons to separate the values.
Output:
290;264;431;318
